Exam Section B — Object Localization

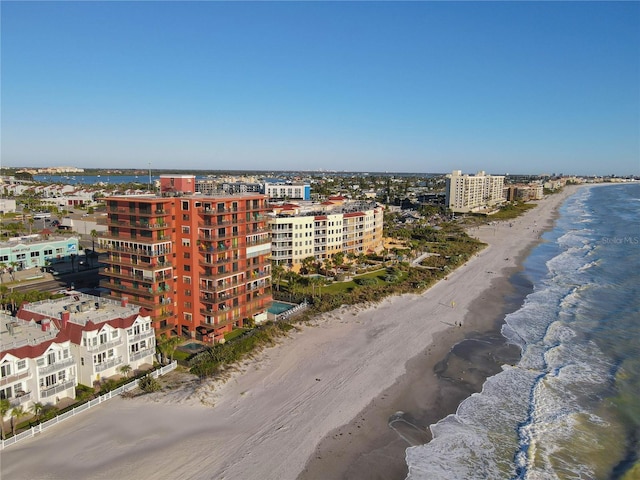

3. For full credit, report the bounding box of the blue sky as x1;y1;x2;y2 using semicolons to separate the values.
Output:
1;1;638;175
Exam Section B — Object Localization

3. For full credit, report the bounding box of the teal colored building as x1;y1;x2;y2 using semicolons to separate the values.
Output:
0;235;79;270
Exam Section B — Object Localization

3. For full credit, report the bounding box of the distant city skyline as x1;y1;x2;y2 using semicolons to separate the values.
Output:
2;2;638;176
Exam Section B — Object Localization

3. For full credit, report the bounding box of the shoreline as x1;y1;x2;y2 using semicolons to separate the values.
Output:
0;187;581;480
298;187;575;480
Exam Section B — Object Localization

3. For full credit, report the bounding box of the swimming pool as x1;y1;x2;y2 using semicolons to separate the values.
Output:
268;301;296;315
178;342;207;353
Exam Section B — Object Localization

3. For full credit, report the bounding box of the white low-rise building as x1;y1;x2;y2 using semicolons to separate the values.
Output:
16;294;156;389
1;312;77;420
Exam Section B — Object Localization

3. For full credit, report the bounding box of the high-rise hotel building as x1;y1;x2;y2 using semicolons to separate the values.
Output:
445;170;506;213
99;175;272;343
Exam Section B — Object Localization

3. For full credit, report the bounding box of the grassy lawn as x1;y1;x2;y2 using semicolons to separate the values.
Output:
225;327;248;342
310;268;388;294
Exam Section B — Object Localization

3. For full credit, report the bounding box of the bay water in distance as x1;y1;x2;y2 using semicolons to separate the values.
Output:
406;183;640;480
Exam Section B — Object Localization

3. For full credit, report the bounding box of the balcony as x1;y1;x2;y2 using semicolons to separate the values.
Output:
201;288;244;304
198;316;237;330
10;391;32;407
130;348;155;363
100;280;154;297
135;209;170;217
100;243;172;256
199;219;232;228
248;270;270;280
200;278;242;293
202;206;241;215
0;370;30;388
198;231;241;242
245;236;271;248
129;329;155;344
41;379;76;398
199;255;243;267
85;338;123;352
101;233;171;245
246;281;269;292
104;292;164;310
38;357;76;375
95;356;123;373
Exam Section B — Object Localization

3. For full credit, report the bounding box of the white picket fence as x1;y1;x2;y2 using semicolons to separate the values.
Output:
0;361;177;450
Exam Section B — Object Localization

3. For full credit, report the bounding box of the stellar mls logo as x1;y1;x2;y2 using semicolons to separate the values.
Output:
601;236;639;245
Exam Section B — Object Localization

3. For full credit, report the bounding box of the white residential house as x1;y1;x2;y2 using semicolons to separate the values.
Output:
1;313;77;421
16;294;156;389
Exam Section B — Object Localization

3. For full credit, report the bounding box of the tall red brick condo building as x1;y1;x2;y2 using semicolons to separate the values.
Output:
99;175;272;344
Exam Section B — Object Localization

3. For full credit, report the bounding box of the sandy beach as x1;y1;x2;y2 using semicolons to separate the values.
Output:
0;187;579;480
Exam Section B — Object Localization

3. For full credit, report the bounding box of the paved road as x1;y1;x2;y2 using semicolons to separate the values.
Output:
5;266;102;294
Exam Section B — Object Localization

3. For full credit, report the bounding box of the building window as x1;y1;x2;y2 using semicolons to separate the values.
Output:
182;201;189;211
184;265;191;272
182;226;190;234
182;239;190;247
17;359;26;370
184;313;192;322
183;276;191;284
184;252;191;259
0;363;11;377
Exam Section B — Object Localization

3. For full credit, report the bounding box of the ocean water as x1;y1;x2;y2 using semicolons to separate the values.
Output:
406;183;640;480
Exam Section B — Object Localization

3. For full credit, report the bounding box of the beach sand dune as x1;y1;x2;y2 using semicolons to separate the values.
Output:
0;187;578;480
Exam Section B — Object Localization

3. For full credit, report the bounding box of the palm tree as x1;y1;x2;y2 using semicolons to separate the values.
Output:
10;405;26;436
157;337;181;364
0;263;6;284
322;257;333;276
90;229;98;267
118;364;132;379
300;256;312;275
9;262;19;281
30;402;44;422
0;285;8;312
284;271;300;302
271;263;285;292
0;398;10;440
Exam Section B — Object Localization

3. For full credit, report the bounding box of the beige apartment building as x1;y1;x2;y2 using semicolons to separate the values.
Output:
270;201;384;270
445;170;506;213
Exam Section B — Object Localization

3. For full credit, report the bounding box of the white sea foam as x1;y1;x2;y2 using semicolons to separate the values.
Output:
406;185;640;480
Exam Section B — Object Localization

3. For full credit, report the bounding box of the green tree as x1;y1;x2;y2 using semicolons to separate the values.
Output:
333;252;345;270
138;374;161;393
301;256;315;275
30;402;44;422
284;271;301;301
90;229;99;267
157;336;181;364
10;405;27;436
118;364;132;379
271;263;285;292
9;262;19;281
0;398;10;440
